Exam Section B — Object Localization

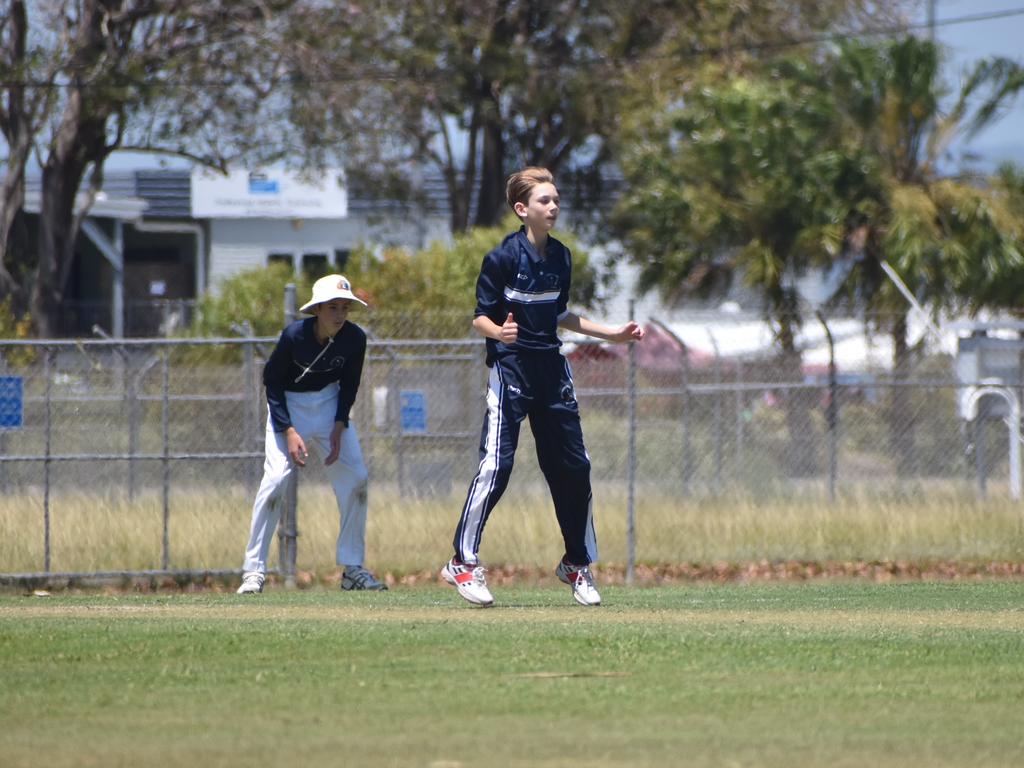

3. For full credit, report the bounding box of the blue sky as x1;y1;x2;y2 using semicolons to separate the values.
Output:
926;0;1024;168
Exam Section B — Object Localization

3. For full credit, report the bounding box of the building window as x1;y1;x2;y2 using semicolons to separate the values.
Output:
268;253;294;272
334;248;351;270
302;253;329;281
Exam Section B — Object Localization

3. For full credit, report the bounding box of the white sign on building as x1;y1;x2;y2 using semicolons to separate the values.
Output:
191;167;347;219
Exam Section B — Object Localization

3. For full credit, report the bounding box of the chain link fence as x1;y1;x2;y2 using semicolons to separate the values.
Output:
1;311;1022;585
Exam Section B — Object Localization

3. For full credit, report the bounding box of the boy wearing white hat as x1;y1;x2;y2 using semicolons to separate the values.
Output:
237;274;386;593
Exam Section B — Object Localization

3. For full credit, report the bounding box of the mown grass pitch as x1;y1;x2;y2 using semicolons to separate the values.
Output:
3;582;1024;767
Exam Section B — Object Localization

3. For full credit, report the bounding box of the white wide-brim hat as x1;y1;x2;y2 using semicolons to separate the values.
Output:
300;274;368;313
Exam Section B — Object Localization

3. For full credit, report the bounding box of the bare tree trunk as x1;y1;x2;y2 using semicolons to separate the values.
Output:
32;169;80;337
0;0;33;311
446;174;471;233
0;161;27;304
474;109;506;228
438;105;477;233
30;91;106;336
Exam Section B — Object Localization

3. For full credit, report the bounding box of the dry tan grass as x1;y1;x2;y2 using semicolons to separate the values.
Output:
2;481;1023;575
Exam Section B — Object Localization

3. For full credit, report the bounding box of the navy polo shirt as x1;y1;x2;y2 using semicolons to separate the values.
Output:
474;227;572;366
263;316;366;432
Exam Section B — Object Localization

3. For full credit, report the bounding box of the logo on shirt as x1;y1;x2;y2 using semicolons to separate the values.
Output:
293;354;346;377
507;384;522;395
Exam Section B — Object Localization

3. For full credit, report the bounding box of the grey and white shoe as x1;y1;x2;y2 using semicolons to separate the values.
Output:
441;558;494;606
556;560;601;606
341;565;388;591
236;571;265;595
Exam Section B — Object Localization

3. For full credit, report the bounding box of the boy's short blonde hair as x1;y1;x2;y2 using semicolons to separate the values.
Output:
506;167;555;211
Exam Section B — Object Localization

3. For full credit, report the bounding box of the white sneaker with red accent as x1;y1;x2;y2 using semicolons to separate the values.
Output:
556;561;601;606
441;558;494;606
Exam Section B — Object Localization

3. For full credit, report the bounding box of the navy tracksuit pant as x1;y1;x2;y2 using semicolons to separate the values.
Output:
453;350;597;566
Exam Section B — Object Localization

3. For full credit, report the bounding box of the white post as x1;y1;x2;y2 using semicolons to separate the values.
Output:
1008;393;1021;501
965;385;1022;501
626;299;637;586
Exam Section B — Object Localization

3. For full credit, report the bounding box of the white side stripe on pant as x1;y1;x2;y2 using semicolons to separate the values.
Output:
457;365;505;561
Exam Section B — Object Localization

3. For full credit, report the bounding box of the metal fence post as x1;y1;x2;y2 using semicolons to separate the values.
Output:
388;347;405;495
626;299;637;586
817;312;838;504
280;284;299;588
734;358;744;484
242;337;258;488
711;337;723;492
43;348;53;573
161;347;171;570
975;406;988;498
126;345;138;500
681;344;693;495
279;473;298;588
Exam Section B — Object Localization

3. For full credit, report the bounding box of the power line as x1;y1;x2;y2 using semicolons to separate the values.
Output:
1;6;1023;91
684;6;1024;57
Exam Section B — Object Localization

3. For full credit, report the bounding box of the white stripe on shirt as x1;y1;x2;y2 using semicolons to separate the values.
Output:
504;287;561;303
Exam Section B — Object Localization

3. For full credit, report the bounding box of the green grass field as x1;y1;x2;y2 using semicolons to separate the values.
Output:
3;582;1024;767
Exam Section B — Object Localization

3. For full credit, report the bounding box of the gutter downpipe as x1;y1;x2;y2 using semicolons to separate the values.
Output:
80;218;125;338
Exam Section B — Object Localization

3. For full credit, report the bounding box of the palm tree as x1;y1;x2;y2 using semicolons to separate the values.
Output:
612;57;861;476
827;37;1024;473
614;38;1024;479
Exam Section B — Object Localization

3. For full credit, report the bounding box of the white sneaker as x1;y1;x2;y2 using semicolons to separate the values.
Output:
342;565;388;591
441;558;494;606
556;561;601;606
236;571;265;595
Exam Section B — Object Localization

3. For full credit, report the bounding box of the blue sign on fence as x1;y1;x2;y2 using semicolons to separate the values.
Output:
0;376;23;429
400;390;427;434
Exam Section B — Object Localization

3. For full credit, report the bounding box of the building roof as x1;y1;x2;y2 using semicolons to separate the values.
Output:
25;167;475;221
135;170;192;217
22;186;149;220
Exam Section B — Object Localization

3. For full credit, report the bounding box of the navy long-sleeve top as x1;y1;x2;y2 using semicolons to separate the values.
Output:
263;316;367;432
474;227;572;366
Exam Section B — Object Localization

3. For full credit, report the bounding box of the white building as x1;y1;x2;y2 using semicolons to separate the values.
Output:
25;167;453;336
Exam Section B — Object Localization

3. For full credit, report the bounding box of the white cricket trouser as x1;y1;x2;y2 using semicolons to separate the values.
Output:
242;384;369;574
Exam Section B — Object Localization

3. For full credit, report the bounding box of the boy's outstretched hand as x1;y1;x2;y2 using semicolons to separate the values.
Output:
614;321;645;343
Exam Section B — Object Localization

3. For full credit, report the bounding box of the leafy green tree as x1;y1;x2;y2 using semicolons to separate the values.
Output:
828;38;1024;321
285;0;897;232
979;163;1024;310
824;38;1024;471
612;36;1023;476
612;58;863;474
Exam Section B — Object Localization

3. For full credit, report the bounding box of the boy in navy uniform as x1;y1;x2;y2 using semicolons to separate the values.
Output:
442;167;645;606
237;275;386;594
